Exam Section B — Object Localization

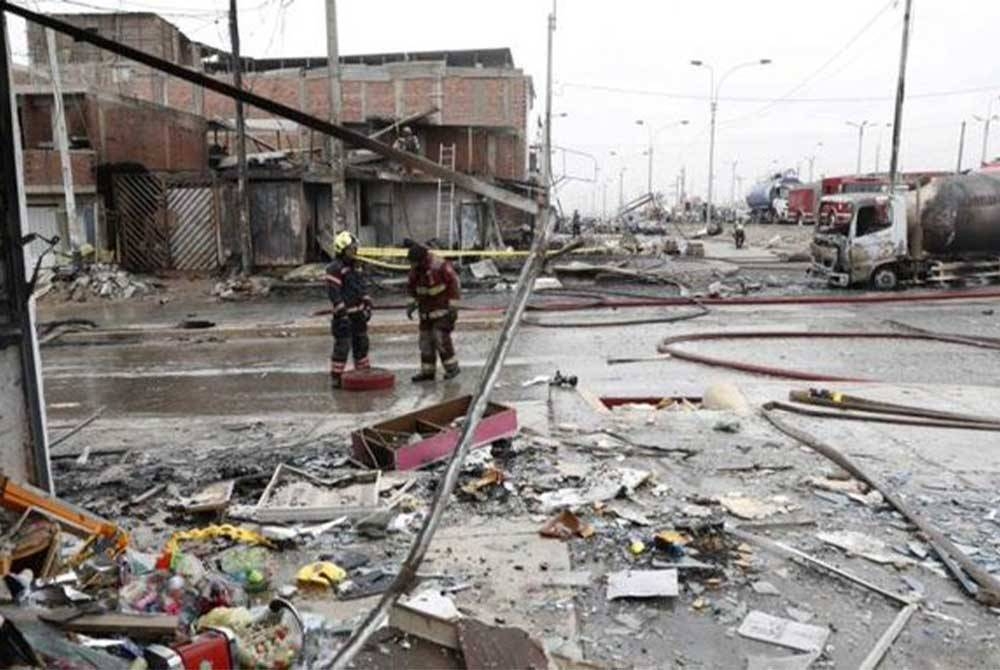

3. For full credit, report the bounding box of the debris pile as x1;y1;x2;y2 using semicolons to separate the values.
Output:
212;276;274;301
21;377;1000;668
47;263;158;302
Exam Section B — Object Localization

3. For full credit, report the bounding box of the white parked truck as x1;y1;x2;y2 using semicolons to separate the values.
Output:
810;173;1000;289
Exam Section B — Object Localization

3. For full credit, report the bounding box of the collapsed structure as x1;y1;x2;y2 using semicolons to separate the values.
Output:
16;12;536;272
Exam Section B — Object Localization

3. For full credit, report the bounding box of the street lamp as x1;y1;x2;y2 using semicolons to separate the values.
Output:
635;118;689;195
690;58;771;231
846;120;869;175
609;150;627;212
871;123;891;174
807;142;823;182
974;102;1000;166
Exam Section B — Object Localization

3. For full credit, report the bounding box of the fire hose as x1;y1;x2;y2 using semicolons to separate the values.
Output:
655;330;1000;382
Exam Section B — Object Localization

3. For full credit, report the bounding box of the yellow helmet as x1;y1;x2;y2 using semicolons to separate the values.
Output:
333;231;356;255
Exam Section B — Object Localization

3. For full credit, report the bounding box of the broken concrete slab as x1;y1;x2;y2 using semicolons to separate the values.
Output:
719;494;795;520
752;581;782;596
737;610;830;653
177;479;234;513
538;571;593;588
606;569;679;600
816;530;916;566
535;466;652;512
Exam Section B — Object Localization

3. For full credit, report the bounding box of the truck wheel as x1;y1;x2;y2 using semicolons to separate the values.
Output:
871;266;899;291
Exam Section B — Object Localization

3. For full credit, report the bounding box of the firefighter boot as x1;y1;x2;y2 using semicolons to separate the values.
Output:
411;371;436;383
443;363;461;380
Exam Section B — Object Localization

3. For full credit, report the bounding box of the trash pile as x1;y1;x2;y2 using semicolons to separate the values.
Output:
46;264;158;302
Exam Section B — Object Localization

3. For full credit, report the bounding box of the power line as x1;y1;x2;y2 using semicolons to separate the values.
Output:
729;0;898;121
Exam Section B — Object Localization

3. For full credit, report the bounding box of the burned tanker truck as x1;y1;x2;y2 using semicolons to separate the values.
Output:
810;172;1000;289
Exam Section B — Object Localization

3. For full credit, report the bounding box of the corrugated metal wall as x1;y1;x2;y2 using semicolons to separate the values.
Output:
113;172;220;272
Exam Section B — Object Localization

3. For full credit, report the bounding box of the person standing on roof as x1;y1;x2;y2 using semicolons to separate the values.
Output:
393;126;422;155
325;231;373;388
406;242;461;382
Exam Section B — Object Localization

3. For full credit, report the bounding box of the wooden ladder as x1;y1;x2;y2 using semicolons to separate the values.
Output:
436;143;457;245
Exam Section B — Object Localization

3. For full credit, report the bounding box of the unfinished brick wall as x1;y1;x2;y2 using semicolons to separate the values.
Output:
86;96;206;170
22;149;96;189
27;13;192;67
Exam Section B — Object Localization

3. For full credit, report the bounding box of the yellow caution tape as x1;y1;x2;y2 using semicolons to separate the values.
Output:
165;524;274;556
356;246;605;259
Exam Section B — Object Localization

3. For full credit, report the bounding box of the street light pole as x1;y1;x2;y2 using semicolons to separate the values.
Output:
975;101;1000;166
635;119;689;196
730;160;737;204
619;167;626;211
847;120;869;175
691;58;770;232
957;120;966;173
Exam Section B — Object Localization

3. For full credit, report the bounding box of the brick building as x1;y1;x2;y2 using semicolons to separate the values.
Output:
21;11;534;268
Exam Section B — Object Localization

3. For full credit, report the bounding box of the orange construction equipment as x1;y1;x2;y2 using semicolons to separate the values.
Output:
0;474;129;563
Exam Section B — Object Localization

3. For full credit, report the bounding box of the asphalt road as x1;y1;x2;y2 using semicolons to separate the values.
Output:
40;294;1000;421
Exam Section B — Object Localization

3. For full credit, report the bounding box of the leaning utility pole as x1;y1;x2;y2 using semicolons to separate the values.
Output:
44;28;79;249
1;12;53;489
229;0;253;274
956;120;966;173
324;0;347;233
888;0;914;188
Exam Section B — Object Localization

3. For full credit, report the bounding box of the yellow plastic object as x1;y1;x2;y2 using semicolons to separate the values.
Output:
628;540;646;556
164;524;274;557
296;561;346;589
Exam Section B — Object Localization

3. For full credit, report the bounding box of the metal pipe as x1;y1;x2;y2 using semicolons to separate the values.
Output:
762;411;1000;605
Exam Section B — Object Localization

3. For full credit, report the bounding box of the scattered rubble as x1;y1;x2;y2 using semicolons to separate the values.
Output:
46;263;159;302
212;275;274;301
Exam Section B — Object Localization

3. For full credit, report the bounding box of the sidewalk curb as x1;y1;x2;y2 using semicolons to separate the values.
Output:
46;317;504;346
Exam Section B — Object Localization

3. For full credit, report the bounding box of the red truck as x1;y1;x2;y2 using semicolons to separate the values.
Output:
786;183;821;224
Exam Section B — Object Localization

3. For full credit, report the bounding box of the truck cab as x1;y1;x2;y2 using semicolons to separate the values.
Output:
810;193;908;288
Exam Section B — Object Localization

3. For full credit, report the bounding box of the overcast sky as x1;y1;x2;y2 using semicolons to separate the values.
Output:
9;0;1000;214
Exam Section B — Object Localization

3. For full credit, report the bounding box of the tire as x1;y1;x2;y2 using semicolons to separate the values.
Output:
871;266;899;291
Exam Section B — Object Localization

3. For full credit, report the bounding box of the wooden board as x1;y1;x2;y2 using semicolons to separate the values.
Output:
456;618;549;670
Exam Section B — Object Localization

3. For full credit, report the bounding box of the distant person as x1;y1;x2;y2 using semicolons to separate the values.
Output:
325;232;372;388
571;209;581;237
406;242;461;382
393;126;422;155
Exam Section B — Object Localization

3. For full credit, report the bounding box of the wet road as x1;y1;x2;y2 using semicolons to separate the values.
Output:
41;296;1000;422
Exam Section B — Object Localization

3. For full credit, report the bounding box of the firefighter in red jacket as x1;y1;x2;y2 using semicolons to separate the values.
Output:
326;231;372;388
406;243;461;382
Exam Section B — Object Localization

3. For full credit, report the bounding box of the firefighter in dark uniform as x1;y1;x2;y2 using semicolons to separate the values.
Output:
406;243;461;382
326;231;372;388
